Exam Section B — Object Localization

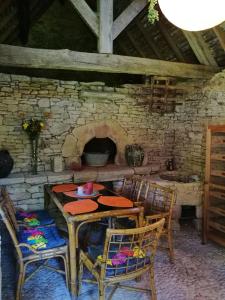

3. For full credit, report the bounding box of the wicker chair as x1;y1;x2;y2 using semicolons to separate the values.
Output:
0;197;69;300
120;175;144;202
144;182;176;261
78;218;165;300
1;186;54;227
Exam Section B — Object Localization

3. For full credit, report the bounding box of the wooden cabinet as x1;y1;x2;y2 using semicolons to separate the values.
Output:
204;125;225;246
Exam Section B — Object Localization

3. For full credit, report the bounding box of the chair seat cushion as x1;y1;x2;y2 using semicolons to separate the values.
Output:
88;244;150;278
16;209;54;226
18;226;66;256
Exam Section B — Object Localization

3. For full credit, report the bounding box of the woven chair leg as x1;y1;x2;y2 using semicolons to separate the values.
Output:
16;264;25;300
167;231;174;262
149;267;157;300
99;280;105;300
78;256;84;295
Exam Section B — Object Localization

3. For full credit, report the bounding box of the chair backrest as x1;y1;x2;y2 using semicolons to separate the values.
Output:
121;175;144;202
145;182;176;227
0;188;23;260
0;187;18;229
100;218;165;279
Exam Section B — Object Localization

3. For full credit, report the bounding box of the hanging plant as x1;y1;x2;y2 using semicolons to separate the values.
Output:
148;0;159;24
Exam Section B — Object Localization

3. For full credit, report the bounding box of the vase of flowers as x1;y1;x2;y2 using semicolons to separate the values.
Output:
22;118;44;175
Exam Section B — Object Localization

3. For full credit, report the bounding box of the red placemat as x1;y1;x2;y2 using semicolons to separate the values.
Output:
52;184;78;193
97;196;133;208
63;190;100;198
63;199;98;215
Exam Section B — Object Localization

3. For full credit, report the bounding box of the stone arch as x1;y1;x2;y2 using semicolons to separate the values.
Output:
62;120;133;166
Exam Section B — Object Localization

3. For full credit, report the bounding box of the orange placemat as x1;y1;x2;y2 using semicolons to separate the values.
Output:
63;199;98;215
63;190;100;198
92;183;105;191
52;183;78;193
97;196;133;208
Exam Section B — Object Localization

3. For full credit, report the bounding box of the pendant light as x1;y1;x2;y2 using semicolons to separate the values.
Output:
158;0;225;31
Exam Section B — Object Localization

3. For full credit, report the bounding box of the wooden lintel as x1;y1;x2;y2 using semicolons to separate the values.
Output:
0;44;220;79
69;0;99;37
113;0;147;40
183;31;218;67
98;0;113;54
213;26;225;52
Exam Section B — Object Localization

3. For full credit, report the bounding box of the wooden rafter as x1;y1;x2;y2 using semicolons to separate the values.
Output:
213;26;225;52
69;0;99;37
126;30;146;57
0;44;220;79
135;21;161;59
183;31;218;66
113;0;147;40
158;21;185;62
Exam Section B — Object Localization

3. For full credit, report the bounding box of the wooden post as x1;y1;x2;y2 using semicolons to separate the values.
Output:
98;0;113;53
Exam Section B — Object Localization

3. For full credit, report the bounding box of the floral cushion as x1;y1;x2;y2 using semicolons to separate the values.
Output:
18;226;66;256
16;209;54;226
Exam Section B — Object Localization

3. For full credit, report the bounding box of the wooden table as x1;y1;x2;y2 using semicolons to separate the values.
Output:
44;184;144;299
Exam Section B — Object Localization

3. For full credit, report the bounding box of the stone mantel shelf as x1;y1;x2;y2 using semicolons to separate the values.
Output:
0;164;160;185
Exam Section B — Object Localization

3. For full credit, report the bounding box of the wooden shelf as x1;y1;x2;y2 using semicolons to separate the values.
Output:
204;125;225;247
211;154;225;161
207;230;225;247
208;206;225;217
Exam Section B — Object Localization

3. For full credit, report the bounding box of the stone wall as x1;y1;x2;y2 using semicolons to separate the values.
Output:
0;73;175;174
173;71;225;177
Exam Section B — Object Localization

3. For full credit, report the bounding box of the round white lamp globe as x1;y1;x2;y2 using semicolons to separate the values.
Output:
158;0;225;31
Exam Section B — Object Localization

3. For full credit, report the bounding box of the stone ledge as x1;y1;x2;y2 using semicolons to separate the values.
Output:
0;164;159;185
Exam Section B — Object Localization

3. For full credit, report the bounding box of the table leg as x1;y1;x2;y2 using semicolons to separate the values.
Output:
67;221;77;298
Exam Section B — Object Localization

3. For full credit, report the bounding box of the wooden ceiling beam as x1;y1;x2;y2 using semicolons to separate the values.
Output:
183;31;218;66
213;26;225;52
158;21;185;62
69;0;99;37
0;44;220;79
98;0;113;53
113;0;147;40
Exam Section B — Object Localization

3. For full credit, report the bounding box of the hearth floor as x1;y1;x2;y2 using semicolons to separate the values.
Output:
2;222;225;300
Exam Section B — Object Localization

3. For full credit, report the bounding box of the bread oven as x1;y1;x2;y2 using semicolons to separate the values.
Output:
62;120;133;168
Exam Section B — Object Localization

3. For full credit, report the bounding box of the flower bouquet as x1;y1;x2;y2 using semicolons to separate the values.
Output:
22;118;44;174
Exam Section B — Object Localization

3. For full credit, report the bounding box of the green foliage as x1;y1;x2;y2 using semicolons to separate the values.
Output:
148;0;159;24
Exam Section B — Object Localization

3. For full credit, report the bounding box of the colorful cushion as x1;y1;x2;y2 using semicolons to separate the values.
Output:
18;226;66;256
16;209;54;226
88;243;150;277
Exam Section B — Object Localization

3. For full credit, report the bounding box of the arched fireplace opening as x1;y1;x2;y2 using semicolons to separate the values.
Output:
81;137;117;166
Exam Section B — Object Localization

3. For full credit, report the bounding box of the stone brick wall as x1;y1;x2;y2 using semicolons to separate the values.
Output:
173;71;225;177
0;73;175;174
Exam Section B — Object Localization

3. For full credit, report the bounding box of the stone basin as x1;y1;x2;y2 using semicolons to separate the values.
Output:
159;172;198;183
149;171;203;226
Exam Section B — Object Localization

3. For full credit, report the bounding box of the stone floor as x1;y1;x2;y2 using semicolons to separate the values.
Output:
2;222;225;300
